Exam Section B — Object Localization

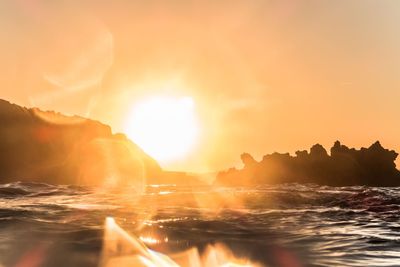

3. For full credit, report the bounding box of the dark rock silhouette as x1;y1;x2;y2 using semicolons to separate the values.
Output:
2;99;399;187
0;99;201;186
216;141;400;186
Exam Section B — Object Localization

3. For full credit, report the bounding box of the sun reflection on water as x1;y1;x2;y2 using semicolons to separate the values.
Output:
139;236;169;244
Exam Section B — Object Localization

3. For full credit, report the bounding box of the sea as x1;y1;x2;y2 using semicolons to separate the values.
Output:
0;182;399;267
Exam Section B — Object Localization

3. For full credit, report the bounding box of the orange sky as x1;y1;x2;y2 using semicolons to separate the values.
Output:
1;1;400;171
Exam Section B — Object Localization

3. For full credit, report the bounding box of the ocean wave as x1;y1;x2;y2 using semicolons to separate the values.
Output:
0;182;399;266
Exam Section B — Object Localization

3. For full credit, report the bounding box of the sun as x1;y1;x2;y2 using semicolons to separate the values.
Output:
124;96;199;164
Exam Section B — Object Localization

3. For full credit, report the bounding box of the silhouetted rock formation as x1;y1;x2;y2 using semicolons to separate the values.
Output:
216;141;400;186
0;99;169;186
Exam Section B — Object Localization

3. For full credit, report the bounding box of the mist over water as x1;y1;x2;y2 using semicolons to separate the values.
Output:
0;182;399;267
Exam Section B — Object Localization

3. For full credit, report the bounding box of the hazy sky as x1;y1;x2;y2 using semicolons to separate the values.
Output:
1;1;400;171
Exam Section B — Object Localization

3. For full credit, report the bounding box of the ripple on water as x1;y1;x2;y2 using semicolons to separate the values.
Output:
0;183;398;266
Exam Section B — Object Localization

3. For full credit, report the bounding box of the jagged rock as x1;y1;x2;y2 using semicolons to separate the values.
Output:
216;141;400;186
241;153;257;168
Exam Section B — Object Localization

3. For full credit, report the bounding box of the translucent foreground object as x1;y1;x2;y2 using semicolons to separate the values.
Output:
100;217;260;267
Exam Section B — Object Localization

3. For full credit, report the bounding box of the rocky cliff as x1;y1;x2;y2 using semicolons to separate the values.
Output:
0;99;162;187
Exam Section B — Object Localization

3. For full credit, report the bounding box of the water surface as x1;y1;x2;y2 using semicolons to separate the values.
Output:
0;182;399;266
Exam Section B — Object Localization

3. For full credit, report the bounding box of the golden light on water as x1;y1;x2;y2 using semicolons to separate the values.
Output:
139;236;168;244
101;217;260;267
124;96;199;164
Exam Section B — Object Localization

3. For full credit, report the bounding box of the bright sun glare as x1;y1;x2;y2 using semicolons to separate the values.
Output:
125;96;199;164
